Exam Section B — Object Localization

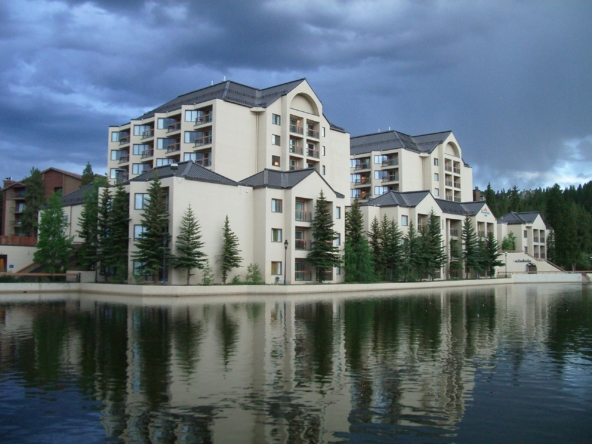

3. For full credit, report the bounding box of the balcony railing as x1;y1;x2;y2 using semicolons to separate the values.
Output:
290;146;303;155
534;236;539;242
454;197;461;202
295;240;310;250
382;159;398;167
195;159;211;167
382;175;399;182
141;149;154;159
194;135;212;147
354;163;370;170
194;114;212;125
445;195;453;201
445;166;453;172
166;143;181;154
445;180;453;187
119;135;130;145
306;129;319;138
454;183;461;189
450;229;459;237
295;271;312;281
141;129;154;139
453;168;461;174
167;122;181;132
290;125;304;135
119;155;129;164
295;210;312;222
306;149;320;159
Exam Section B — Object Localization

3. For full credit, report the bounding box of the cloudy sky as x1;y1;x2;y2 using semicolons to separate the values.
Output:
1;0;591;191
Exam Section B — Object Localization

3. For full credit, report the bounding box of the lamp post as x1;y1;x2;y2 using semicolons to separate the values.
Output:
505;251;508;278
162;234;167;286
284;239;288;285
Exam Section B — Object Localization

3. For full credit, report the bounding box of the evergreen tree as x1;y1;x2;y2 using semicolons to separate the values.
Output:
546;231;556;264
220;215;242;284
448;239;462;278
33;192;74;277
109;183;130;283
461;215;479;279
77;183;99;274
483;232;504;277
475;238;487;278
508;186;522;213
174;204;206;285
501;232;517;251
402;222;421;281
97;186;112;281
245;263;264;284
81;162;95;187
343;199;375;282
368;216;383;278
418;210;446;280
132;174;170;284
484;183;498;217
307;190;341;282
383;219;403;281
21;167;45;237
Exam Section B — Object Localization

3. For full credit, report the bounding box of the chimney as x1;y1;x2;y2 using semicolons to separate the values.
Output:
3;177;14;189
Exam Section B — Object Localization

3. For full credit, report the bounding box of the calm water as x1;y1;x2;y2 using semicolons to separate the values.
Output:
0;284;591;443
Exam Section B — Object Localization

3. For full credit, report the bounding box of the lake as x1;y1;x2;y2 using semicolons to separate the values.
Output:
0;283;591;443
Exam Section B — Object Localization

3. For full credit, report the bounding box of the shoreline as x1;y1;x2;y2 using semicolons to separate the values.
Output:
0;273;586;298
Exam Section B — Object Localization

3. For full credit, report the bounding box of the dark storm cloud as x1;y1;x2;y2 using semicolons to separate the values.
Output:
1;0;591;191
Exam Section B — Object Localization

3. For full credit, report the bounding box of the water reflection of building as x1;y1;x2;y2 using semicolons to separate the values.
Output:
0;285;568;442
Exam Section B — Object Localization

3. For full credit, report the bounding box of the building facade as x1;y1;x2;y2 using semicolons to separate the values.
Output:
497;212;549;259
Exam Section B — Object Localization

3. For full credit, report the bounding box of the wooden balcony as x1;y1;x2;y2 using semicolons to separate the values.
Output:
382;159;398;167
382;175;399;183
295;240;310;250
194;135;212;147
167;122;181;133
166;143;181;154
306;148;320;159
194;114;212;126
306;128;319;138
354;163;370;170
141;129;154;139
290;146;303;155
119;155;129;164
118;135;130;145
141;149;154;159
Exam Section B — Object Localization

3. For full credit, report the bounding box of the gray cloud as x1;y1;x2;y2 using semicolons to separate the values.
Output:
1;0;591;192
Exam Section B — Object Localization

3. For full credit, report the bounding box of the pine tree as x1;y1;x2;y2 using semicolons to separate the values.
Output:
97;186;112;281
418;210;446;280
21;167;45;237
508;186;522;213
383;219;403;281
174;204;207;285
109;183;130;283
77;183;99;274
484;183;498;217
402;221;420;281
483;232;504;277
449;239;462;278
368;216;383;278
81;162;94;187
33;192;74;277
307;190;341;282
501;232;517;251
132;174;171;284
343;199;375;282
220;215;242;284
462;215;479;279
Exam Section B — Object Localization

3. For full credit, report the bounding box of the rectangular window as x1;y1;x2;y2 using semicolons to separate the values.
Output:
133;144;150;155
350;159;356;168
109;168;118;179
185;131;198;143
334;233;341;246
134;125;151;136
401;215;409;226
271;229;282;242
111;132;120;142
374;170;388;180
434;188;440;196
374;155;386;164
272;156;281;167
321;146;325;156
156;158;173;167
322;165;326;175
132;164;150;175
434;158;439;166
322;127;326;137
185;110;198;122
157;138;175;150
271;199;282;213
336;266;341;275
272;114;281;125
524;230;527;238
272;134;281;146
134;225;146;240
271;261;282;275
375;186;388;195
111;150;122;161
434;173;439;181
135;193;150;210
157;118;166;130
336;207;341;219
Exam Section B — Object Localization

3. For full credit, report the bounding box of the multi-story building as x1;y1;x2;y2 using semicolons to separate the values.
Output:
497;211;549;259
1;168;81;237
349;130;472;202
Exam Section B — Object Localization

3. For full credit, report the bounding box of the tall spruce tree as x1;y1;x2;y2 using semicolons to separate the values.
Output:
220;215;242;284
383;219;403;281
418;210;446;280
403;221;421;281
462;215;479;279
307;190;341;282
484;183;498;217
77;183;99;274
368;216;383;278
343;199;374;282
97;186;112;281
132;174;171;284
81;162;95;187
21;167;45;237
174;204;206;285
33;192;74;277
449;239;462;278
109;183;130;283
483;232;504;277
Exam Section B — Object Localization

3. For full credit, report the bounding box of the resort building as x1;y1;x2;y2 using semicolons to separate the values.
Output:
497;212;549;259
1;168;82;237
349;130;473;203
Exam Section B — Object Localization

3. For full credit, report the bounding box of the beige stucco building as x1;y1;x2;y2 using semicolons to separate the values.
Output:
497;212;549;259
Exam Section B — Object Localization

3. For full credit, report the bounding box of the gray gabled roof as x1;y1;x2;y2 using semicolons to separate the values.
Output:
361;190;431;208
61;183;97;207
435;199;486;216
498;211;543;225
240;168;345;198
137;79;306;120
128;161;239;187
350;130;452;156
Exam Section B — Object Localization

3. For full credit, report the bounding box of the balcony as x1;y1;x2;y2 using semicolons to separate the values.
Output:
194;135;212;147
382;159;398;167
306;148;320;159
290;124;304;135
119;155;129;164
194;114;212;126
382;175;399;183
354;163;370;170
540;237;545;244
306;128;319;138
195;158;211;167
445;180;453;187
453;167;461;174
119;135;130;145
450;229;459;237
454;182;461;189
454;197;461;202
167;122;181;133
295;240;310;250
289;164;304;171
445;166;452;172
295;210;312;222
141;149;154;159
141;129;154;140
289;145;303;155
166;143;181;154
